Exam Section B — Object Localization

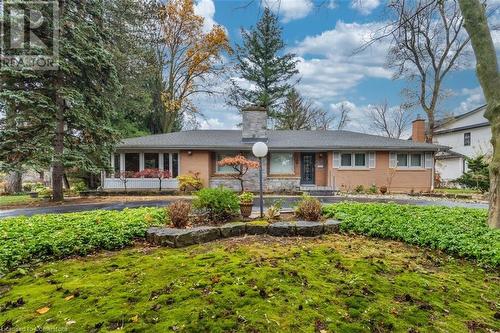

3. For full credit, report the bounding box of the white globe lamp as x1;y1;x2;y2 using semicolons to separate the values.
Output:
252;142;268;217
252;141;268;158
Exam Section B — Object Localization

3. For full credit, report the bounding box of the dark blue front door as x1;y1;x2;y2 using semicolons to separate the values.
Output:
301;153;315;185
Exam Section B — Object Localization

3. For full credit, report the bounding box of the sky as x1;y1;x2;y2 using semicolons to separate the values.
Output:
190;0;500;136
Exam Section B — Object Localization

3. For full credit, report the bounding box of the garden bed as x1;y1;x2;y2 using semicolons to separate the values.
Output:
146;220;342;247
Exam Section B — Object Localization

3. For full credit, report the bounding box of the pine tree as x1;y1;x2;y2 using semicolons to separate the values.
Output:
0;0;119;201
228;8;298;118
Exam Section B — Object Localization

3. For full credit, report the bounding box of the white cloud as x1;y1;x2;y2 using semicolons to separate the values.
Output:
292;21;391;102
265;0;314;23
194;0;224;33
350;0;381;15
456;87;485;115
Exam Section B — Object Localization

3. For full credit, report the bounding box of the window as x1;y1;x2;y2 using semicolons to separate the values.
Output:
144;153;159;169
464;132;471;146
397;153;408;167
216;152;237;174
113;154;120;174
172;153;179;178
162;153;178;178
410;153;422;167
270;153;294;174
354;153;366;167
124;153;140;173
341;153;352;167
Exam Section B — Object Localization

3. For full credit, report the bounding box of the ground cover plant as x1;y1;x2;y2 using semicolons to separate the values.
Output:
0;235;498;332
0;195;40;207
0;208;167;273
323;202;500;267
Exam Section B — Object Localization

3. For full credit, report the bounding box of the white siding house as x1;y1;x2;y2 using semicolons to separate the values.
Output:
432;105;491;183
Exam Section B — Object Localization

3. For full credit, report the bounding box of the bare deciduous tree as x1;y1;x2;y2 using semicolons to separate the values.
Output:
275;89;333;130
365;0;470;141
368;100;411;138
335;102;351;130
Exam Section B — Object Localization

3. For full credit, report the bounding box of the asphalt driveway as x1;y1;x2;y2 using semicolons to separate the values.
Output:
0;196;488;219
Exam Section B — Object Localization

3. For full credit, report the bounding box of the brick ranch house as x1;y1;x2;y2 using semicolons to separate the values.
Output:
102;106;447;193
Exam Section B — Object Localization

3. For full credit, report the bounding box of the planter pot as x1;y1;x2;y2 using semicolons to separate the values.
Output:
239;203;254;218
29;192;39;198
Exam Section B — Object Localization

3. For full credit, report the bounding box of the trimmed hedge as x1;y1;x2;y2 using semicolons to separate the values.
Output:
323;202;500;267
0;208;167;273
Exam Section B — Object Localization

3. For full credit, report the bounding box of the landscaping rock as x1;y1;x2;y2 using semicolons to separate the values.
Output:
323;219;342;234
268;222;296;237
177;226;220;247
147;227;191;247
295;221;324;237
245;221;269;235
219;222;247;238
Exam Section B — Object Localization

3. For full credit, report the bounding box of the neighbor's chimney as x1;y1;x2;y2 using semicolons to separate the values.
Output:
412;116;426;143
241;104;268;142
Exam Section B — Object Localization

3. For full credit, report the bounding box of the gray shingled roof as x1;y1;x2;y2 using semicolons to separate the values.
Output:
118;130;446;151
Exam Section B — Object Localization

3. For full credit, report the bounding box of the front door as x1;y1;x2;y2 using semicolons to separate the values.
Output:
301;153;315;185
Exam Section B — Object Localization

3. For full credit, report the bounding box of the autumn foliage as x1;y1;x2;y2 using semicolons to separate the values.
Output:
135;168;172;191
217;155;259;192
158;0;231;132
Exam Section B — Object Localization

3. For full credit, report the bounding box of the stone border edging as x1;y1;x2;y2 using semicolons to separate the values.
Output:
146;219;342;248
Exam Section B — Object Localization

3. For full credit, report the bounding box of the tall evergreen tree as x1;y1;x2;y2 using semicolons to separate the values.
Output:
228;8;299;118
0;0;119;201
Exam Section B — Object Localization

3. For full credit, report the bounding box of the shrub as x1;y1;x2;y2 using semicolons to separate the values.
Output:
72;181;87;192
457;155;490;193
0;207;167;273
379;185;388;195
178;173;203;192
368;184;378;194
265;200;282;221
168;200;191;228
354;185;364;193
192;187;239;223
23;182;36;192
322;203;500;267
239;191;254;204
295;194;322;221
37;187;53;198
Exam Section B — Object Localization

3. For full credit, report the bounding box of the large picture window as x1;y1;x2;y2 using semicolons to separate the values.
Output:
270;153;294;174
339;152;367;168
144;153;159;169
124;153;140;172
163;152;178;178
397;153;408;167
216;152;237;174
341;153;352;167
396;152;424;168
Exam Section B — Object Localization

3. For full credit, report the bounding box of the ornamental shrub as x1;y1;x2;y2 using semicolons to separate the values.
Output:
168;200;191;228
178;173;203;192
193;187;239;223
295;194;322;221
457;155;490;193
239;191;254;204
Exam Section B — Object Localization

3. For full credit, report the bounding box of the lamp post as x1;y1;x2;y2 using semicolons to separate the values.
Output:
252;142;268;218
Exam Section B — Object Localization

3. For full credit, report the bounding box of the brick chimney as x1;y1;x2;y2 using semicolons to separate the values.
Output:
241;105;268;142
412;116;426;143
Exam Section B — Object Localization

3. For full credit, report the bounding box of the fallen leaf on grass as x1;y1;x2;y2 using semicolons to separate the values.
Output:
36;307;50;314
131;315;139;323
64;295;74;301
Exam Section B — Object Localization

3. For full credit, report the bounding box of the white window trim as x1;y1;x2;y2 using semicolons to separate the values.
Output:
215;151;239;174
395;152;425;169
338;152;370;169
109;151;179;178
269;152;295;175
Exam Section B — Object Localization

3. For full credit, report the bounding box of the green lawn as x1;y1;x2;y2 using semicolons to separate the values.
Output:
0;235;498;332
434;188;482;195
0;195;40;207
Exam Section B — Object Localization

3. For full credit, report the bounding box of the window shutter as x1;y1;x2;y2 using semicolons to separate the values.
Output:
425;152;433;169
333;152;340;168
389;152;397;168
368;152;376;168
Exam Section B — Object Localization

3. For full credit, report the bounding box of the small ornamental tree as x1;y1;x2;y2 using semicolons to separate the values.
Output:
136;168;171;191
116;171;137;192
217;155;259;192
457;156;490;193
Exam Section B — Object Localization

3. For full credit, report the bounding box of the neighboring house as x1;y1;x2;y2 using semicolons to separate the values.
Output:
432;105;491;183
102;106;445;193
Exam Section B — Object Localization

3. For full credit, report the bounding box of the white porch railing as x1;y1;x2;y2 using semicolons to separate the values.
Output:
103;178;179;190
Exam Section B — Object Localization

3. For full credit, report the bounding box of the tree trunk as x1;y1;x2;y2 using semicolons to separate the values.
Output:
63;173;70;189
52;86;65;202
5;171;22;194
458;0;500;229
426;111;435;143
